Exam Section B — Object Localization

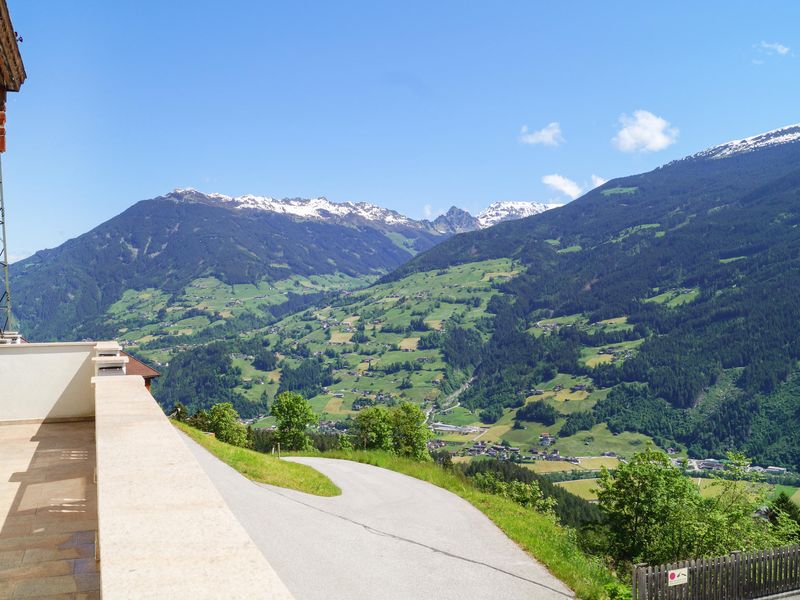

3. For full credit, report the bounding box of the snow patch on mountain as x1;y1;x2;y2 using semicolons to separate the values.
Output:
170;189;414;226
167;189;559;231
693;124;800;160
476;201;561;228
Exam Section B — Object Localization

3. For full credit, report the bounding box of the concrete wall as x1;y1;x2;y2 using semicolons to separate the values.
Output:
94;376;294;599
0;342;96;421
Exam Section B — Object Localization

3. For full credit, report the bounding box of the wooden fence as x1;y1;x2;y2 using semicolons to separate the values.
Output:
633;545;800;599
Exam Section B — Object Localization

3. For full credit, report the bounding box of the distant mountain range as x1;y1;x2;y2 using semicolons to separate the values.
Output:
9;188;556;340
166;188;558;233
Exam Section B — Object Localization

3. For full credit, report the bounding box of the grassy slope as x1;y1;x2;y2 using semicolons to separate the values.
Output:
557;479;600;501
173;421;340;497
245;258;511;420
157;260;661;461
116;272;373;350
294;449;620;600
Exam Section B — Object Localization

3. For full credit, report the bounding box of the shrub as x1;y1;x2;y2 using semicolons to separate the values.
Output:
208;402;249;447
390;402;431;460
271;392;318;451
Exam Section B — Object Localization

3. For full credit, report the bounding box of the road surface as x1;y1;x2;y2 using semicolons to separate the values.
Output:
183;437;575;600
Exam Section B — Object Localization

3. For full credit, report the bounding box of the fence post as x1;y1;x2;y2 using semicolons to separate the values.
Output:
731;551;741;600
633;563;647;600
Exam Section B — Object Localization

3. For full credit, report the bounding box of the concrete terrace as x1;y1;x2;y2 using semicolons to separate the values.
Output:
0;421;99;599
0;341;295;599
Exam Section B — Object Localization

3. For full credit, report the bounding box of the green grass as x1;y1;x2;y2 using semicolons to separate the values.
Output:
537;314;587;328
690;477;798;502
236;258;517;419
610;223;660;243
173;421;340;496
557;245;583;254
644;287;699;307
666;288;699;307
552;423;656;459
559;475;800;505
524;457;620;475
435;406;479;426
525;460;586;474
557;479;599;501
601;186;637;196
293;449;619;599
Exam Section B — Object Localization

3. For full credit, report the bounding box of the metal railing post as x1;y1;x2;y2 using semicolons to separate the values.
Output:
0;154;11;335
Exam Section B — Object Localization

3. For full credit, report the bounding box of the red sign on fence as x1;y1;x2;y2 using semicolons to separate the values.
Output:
668;568;688;586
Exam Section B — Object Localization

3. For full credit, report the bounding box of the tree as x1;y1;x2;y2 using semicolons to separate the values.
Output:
258;390;270;414
153;342;254;416
390;402;431;460
596;447;702;565
431;448;453;469
172;402;188;422
271;392;318;451
479;404;503;424
338;434;353;451
253;349;277;371
770;492;800;530
596;448;796;566
472;471;555;515
208;402;249;447
187;409;211;432
353;405;393;451
694;452;794;556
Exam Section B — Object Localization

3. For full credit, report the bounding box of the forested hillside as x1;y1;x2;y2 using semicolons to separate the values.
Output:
23;126;800;470
389;133;800;468
9;192;444;341
140;128;800;470
148;258;513;419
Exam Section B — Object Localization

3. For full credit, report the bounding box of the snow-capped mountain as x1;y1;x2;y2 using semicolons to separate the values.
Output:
164;189;558;232
692;124;800;160
476;201;561;228
166;188;415;226
12;189;558;340
431;206;479;234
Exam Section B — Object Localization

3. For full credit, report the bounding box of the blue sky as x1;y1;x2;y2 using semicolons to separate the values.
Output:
4;1;799;260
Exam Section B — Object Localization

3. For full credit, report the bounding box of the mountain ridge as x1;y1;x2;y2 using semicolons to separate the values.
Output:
377;122;800;468
160;188;558;232
690;123;800;160
9;188;557;341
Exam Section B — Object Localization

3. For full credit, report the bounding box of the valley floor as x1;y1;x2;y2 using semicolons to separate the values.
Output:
181;435;574;600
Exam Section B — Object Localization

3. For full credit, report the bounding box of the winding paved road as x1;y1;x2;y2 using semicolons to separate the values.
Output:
183;436;574;600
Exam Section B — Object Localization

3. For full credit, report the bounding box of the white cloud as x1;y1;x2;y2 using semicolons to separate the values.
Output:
591;174;608;188
612;110;678;153
519;122;565;146
422;204;433;219
542;174;583;200
759;41;790;56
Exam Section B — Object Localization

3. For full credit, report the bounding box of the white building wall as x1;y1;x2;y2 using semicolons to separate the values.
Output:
0;342;96;421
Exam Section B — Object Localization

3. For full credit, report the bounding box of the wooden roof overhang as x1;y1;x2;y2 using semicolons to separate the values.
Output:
0;0;25;96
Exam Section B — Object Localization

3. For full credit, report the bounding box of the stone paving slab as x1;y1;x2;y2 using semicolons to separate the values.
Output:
0;421;99;600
